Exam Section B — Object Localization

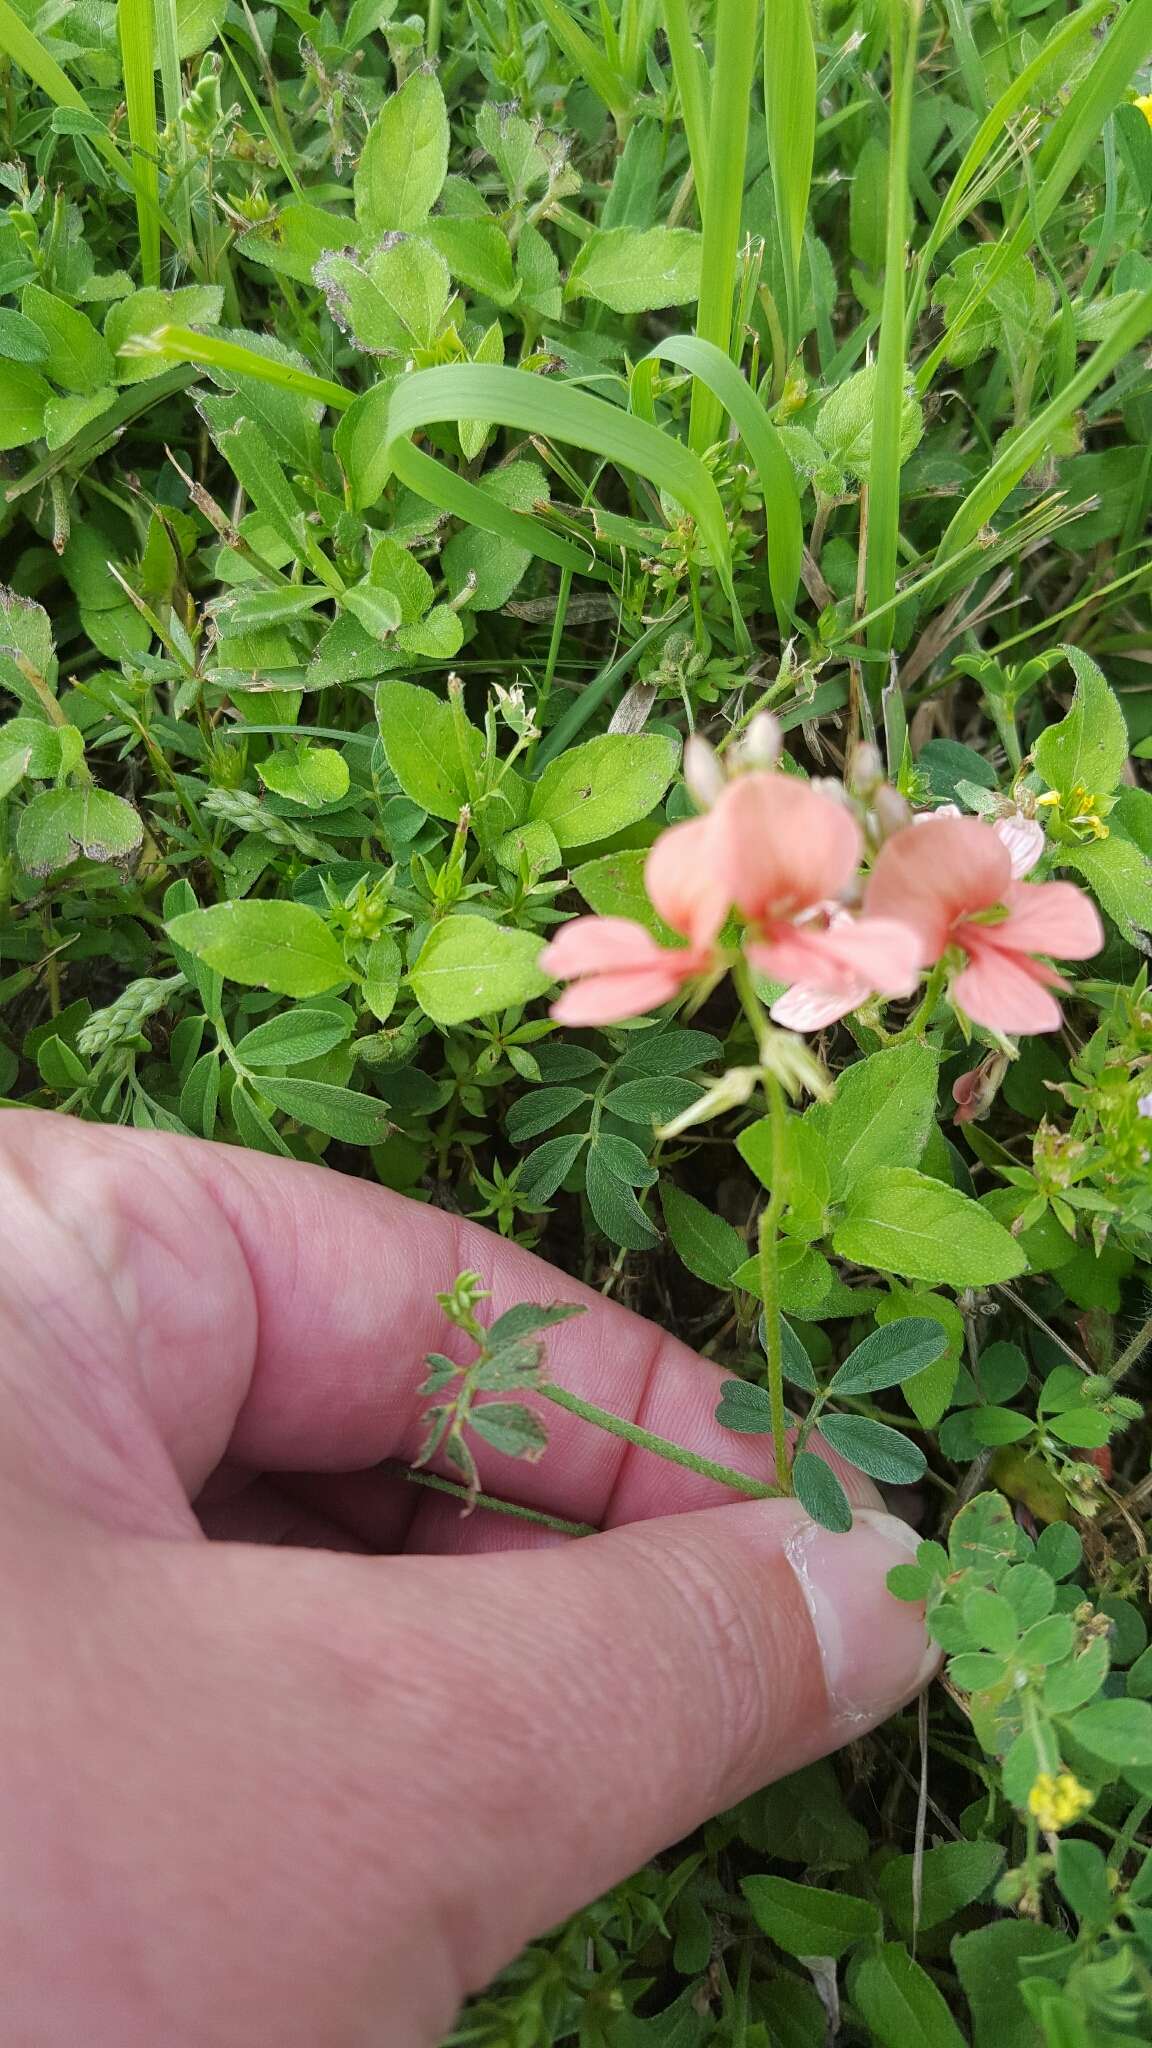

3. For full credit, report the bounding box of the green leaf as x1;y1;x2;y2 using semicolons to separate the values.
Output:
1067;1697;1152;1769
375;680;483;821
571;848;680;943
420;217;518;304
259;745;350;810
468;1400;549;1460
853;1944;967;2048
616;1029;721;1077
316;238;453;356
832;1168;1026;1286
601;1076;702;1127
529;733;678;850
21;284;113;394
661;1184;744;1287
17;786;143;875
791;1452;853;1535
0;360;50;448
585;1145;659;1251
952;1922;1073;2048
741;1875;878;1958
165;901;348;998
877;1841;1005;1937
362;932;402;1025
1061;833;1152;939
409;915;553;1025
518;1132;587;1204
1055;1838;1112;1930
1035;1522;1083;1581
255;1075;389;1145
105;285;224;382
566;226;702;313
506;1086;592;1142
1033;646;1129;803
817;1415;926;1485
238;1006;355;1069
805;1041;940;1200
828;1318;949;1396
355;70;449;233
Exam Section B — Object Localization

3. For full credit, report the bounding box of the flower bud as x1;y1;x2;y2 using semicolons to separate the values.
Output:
739;710;783;770
871;783;912;841
851;742;884;795
683;733;725;810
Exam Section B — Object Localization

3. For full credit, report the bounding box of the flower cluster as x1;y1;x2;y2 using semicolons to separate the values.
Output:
541;745;1102;1039
1027;1770;1094;1833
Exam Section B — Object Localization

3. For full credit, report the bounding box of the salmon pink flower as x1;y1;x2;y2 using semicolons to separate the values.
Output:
541;770;922;1028
866;814;1103;1034
921;803;1045;877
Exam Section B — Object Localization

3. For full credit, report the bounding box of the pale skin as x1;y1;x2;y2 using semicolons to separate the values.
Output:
0;1110;936;2047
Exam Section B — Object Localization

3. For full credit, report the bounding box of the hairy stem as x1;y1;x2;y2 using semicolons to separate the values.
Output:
537;1385;780;1500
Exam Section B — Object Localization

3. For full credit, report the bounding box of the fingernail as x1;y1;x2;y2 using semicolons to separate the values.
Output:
784;1508;940;1730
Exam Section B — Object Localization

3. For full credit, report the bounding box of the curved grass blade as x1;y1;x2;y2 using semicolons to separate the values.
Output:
662;0;710;211
936;287;1152;564
343;363;741;629
123;323;352;409
631;334;802;628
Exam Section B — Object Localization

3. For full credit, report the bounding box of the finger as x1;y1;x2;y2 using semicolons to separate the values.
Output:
0;1113;878;1535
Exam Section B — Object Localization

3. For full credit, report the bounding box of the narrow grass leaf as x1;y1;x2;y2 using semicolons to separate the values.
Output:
117;0;161;287
690;0;759;453
762;0;816;355
865;0;921;653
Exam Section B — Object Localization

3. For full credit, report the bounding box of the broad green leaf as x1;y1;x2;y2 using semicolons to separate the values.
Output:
952;1922;1073;2048
806;1041;939;1200
238;1006;355;1069
105;286;224;382
518;1132;587;1204
165;901;348;998
616;1029;721;1077
363;932;402;1024
585;1145;658;1251
877;1841;1005;1937
529;733;678;849
0;360;51;448
355;70;449;233
443;460;550;610
832;1168;1026;1286
21;284;113;394
506;1085;593;1142
469;1400;549;1459
409;915;553;1025
660;1184;745;1287
829;1318;949;1396
817;1415;926;1484
1061;834;1152;939
791;1451;853;1535
815;363;923;485
566;226;702;313
571;848;679;942
741;1875;878;1957
316;239;453;356
1033;647;1128;804
854;1944;967;2048
420;217;517;304
1067;1697;1152;1769
601;1076;702;1126
259;746;350;810
255;1075;389;1145
375;679;483;821
17;786;143;875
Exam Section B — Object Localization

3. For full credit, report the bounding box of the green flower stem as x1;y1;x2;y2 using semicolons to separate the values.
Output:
731;959;793;1492
1109;1311;1152;1385
536;1385;781;1501
393;1462;594;1537
896;956;949;1042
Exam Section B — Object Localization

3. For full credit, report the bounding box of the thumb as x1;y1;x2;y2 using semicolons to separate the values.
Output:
367;1497;937;2007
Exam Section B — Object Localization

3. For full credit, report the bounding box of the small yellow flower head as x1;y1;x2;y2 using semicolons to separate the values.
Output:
1134;94;1152;129
1028;1770;1094;1832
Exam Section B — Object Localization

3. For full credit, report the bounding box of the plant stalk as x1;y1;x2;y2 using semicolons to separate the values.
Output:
536;1384;781;1500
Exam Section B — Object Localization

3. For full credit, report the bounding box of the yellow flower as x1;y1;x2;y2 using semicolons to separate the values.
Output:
1027;1770;1094;1832
1135;95;1152;129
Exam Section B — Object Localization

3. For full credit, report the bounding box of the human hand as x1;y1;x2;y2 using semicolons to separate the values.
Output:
0;1111;935;2046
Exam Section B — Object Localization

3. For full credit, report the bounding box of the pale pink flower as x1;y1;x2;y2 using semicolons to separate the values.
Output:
866;815;1102;1034
920;804;1045;877
542;772;921;1028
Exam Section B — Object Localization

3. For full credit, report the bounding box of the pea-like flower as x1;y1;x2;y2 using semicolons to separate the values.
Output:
865;814;1102;1033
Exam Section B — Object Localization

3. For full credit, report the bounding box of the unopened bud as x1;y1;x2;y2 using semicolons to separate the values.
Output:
739;710;782;770
851;742;884;794
872;784;912;841
683;733;725;810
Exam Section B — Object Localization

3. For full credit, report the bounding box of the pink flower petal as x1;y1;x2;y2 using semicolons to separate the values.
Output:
539;915;669;978
866;815;1012;958
715;773;862;924
952;947;1064;1033
990;881;1104;961
748;913;921;998
644;813;732;945
769;982;863;1030
994;814;1045;878
550;965;691;1026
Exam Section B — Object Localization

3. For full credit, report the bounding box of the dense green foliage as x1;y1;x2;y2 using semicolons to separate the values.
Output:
2;0;1152;2040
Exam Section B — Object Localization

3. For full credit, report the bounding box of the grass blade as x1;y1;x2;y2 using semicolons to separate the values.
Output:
127;322;353;408
0;0;132;180
918;0;1152;387
762;0;816;357
936;287;1152;564
662;0;710;211
525;0;633;135
690;0;760;453
632;334;802;628
864;0;921;654
118;0;161;286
